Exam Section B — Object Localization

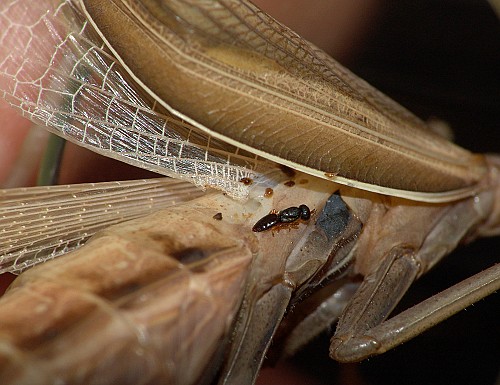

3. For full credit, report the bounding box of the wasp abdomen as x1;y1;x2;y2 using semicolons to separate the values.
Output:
252;213;279;232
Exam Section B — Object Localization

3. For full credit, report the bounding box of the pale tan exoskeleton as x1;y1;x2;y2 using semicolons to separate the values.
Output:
0;1;499;384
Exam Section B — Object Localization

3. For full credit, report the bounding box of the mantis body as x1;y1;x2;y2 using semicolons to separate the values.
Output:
0;1;498;384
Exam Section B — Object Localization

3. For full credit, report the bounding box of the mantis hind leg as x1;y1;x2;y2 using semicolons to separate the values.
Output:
331;190;499;362
331;258;500;362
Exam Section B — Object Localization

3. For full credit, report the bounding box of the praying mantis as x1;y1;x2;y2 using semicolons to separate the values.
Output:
0;1;499;384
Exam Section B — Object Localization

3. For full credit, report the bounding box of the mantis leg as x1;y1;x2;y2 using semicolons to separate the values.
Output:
331;261;500;362
278;280;360;358
330;193;499;362
220;191;362;384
